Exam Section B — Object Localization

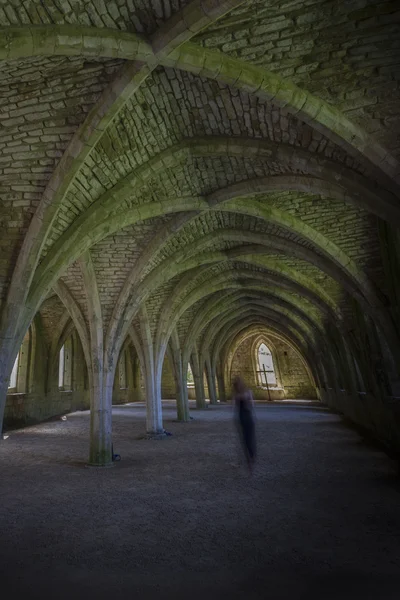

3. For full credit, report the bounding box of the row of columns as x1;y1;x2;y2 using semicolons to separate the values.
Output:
169;346;223;421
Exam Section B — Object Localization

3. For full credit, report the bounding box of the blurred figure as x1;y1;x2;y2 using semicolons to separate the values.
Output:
232;375;256;473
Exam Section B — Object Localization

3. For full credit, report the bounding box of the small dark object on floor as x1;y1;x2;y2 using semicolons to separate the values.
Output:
112;444;121;461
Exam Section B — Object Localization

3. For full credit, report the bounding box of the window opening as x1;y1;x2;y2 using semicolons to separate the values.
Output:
257;343;277;387
9;354;19;389
58;345;65;389
187;364;194;387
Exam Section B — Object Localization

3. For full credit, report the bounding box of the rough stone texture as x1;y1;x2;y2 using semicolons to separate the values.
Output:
0;0;194;34
1;403;400;599
4;295;90;427
0;55;123;305
230;332;316;399
195;0;400;156
0;1;400;465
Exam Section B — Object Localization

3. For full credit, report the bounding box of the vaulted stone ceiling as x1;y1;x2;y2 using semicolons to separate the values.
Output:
0;0;399;463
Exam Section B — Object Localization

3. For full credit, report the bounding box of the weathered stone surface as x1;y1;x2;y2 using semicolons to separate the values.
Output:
1;0;400;465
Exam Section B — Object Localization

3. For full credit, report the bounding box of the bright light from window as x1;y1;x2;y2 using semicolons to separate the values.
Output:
9;354;19;389
258;343;277;386
58;345;65;388
187;364;194;384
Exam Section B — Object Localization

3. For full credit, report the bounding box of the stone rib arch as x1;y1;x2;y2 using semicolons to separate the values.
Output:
207;314;320;388
27;131;399;313
53;280;92;371
225;326;317;394
109;252;341;371
30;135;400;300
26;192;391;375
2;27;398;185
177;270;334;361
199;306;312;366
130;256;340;372
155;227;384;310
156;259;332;361
203;300;316;361
207;306;328;369
1;3;400;468
213;316;325;392
46;308;72;389
182;282;326;344
49;318;75;377
220;319;316;377
0;0;245;392
18;178;390;376
102;189;382;365
163;288;323;369
180;288;324;362
15;245;339;404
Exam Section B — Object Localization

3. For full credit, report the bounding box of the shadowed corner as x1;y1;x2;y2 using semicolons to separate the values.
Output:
300;572;400;600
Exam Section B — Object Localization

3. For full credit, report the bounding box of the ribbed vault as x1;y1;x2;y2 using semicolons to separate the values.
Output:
1;0;400;465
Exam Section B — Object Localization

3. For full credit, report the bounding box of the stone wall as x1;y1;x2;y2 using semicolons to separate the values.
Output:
4;339;200;429
229;333;316;400
321;388;400;455
113;344;144;405
4;328;90;428
161;355;175;399
4;390;90;429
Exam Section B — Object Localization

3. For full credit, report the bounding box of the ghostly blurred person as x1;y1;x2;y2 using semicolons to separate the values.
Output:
232;376;256;472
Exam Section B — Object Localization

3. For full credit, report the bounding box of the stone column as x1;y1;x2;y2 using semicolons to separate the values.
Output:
89;367;113;466
216;362;226;402
0;378;8;439
140;314;164;437
80;252;113;466
205;356;218;405
131;352;143;402
173;350;190;422
145;365;164;436
191;351;206;409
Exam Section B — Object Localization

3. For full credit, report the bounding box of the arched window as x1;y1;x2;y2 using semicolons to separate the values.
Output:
257;343;277;387
8;326;33;394
187;364;194;387
9;354;19;390
58;345;65;388
59;337;73;391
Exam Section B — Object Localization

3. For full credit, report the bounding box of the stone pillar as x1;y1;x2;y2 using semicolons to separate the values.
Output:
89;367;113;466
216;362;226;402
87;328;113;466
139;306;164;437
144;353;164;437
173;351;190;422
205;356;218;405
0;378;8;439
191;352;206;409
80;252;113;466
132;353;143;402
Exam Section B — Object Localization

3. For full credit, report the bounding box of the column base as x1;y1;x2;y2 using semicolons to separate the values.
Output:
145;431;167;440
86;462;115;468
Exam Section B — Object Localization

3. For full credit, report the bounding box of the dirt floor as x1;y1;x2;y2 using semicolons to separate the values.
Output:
1;401;400;599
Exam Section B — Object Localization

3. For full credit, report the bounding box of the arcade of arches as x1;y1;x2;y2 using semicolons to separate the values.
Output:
1;0;400;469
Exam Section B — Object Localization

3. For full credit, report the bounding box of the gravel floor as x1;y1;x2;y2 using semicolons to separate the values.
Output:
1;401;400;599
